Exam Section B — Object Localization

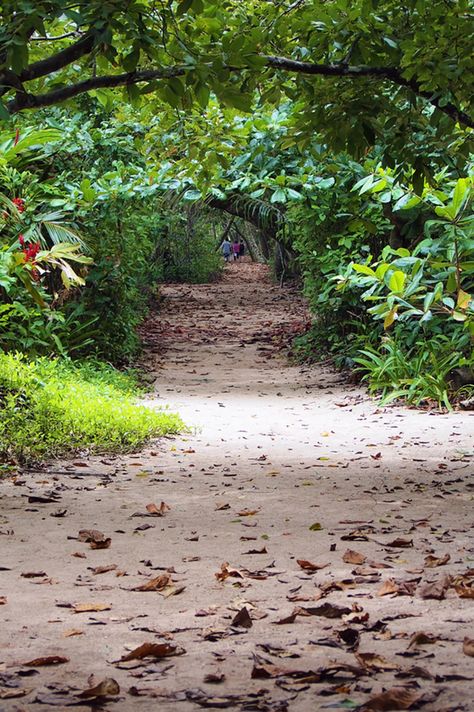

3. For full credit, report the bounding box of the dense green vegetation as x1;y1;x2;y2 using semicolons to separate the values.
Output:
0;0;473;450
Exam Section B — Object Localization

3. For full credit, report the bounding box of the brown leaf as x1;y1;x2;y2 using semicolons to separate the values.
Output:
77;678;120;699
215;562;244;582
21;571;47;578
454;583;474;598
355;652;399;672
0;687;29;699
362;686;420;710
23;655;69;667
89;564;117;575
242;547;267;555
418;574;451;600
337;628;360;650
203;673;226;684
0;596;6;605
384;538;413;548
78;529;107;544
463;637;474;657
272;612;298;625
407;632;437;650
295;602;351;618
117;642;185;662
90;538;111;550
377;578;417;597
146;501;170;516
231;607;253;628
132;573;171;592
63;629;83;637
297;559;330;572
424;553;450;568
237;508;260;516
343;549;366;565
73;602;112;613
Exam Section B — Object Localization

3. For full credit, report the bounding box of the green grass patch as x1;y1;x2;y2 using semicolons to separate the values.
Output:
0;353;183;461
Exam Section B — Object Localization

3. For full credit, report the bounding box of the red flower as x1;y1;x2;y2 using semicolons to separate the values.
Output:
20;238;41;264
12;197;25;213
13;129;20;147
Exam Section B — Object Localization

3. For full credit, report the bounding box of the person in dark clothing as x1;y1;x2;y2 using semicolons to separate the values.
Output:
239;239;245;259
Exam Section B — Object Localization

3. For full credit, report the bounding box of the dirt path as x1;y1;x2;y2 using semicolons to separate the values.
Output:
1;264;474;710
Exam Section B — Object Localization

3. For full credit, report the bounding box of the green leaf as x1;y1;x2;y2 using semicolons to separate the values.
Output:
451;178;470;218
309;522;323;531
195;83;210;109
270;188;287;204
388;270;406;293
352;264;376;277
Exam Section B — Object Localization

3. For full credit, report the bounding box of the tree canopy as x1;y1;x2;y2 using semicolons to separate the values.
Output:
1;1;473;158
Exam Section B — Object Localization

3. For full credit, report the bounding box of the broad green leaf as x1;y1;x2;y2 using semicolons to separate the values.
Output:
388;270;406;292
352;264;376;276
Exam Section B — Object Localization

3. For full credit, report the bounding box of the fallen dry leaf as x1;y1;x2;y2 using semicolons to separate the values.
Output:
0;687;29;699
463;637;474;657
377;578;417;597
21;571;47;578
215;563;244;582
23;655;69;667
454;583;474;598
237;508;260;517
418;574;451;600
63;629;83;638
355;652;399;672
73;602;111;613
0;596;6;605
424;553;450;568
117;642;185;662
132;573;171;592
295;602;351;619
159;584;186;598
407;631;437;649
77;678;120;699
272;612;298;625
231;607;253;628
297;559;330;572
146;502;170;516
78;529;109;545
89;564;117;575
343;549;366;565
361;686;420;710
383;538;413;549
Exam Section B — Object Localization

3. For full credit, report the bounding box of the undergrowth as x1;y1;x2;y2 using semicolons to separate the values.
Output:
0;353;183;461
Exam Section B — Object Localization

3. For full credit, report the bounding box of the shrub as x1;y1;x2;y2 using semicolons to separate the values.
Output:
0;353;183;461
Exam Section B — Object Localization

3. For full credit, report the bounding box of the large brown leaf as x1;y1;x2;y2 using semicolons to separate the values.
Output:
77;678;120;699
117;642;185;662
362;686;420;710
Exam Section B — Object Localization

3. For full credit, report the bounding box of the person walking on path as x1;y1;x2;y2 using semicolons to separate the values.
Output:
220;237;232;263
232;239;240;261
239;239;245;260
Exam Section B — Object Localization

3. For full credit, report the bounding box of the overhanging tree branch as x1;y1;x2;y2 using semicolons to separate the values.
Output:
7;66;189;112
264;56;474;129
5;50;473;129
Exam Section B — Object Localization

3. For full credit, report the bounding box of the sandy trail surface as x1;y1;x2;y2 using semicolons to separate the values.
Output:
1;263;474;711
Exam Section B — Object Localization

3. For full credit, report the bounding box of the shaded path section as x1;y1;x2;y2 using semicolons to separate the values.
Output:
0;264;473;710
